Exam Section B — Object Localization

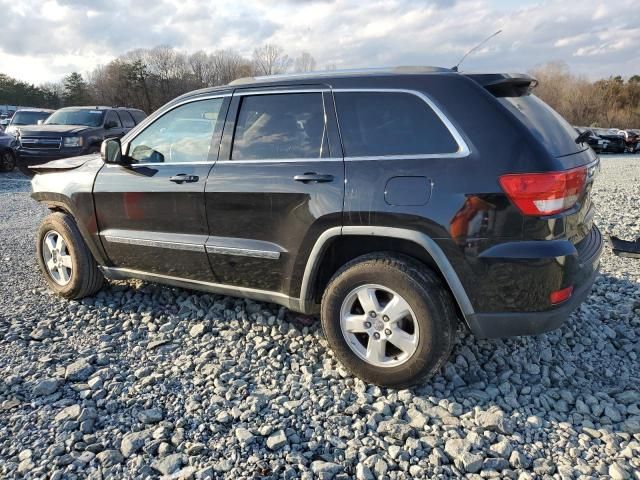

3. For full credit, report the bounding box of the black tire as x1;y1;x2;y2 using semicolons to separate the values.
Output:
36;212;104;299
321;253;457;388
0;150;16;172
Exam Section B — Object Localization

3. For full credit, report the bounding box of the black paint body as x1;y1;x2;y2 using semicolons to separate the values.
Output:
30;69;603;338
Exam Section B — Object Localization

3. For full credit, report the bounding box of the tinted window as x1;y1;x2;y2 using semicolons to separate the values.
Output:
499;95;584;157
130;110;147;124
335;92;458;157
105;110;122;128
46;109;105;127
128;98;223;164
10;111;50;126
232;93;328;160
117;110;135;128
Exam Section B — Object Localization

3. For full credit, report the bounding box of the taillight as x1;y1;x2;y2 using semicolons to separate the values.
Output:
499;167;587;216
550;285;573;305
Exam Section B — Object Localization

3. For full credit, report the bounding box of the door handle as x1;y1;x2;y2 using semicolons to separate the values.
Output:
294;173;334;184
169;174;199;184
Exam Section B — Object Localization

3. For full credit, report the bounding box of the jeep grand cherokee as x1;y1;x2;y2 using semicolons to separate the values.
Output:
28;67;602;387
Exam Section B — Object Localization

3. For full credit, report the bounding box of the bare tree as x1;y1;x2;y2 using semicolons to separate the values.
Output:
252;44;291;76
293;52;316;73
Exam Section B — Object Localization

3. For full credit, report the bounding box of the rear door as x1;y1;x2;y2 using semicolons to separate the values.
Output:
204;87;344;298
94;94;230;280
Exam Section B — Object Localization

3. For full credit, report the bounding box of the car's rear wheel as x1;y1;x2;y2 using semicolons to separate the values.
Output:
0;150;16;172
36;212;104;299
321;253;457;388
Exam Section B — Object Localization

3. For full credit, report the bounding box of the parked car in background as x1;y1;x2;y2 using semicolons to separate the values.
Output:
620;129;640;153
592;128;626;154
28;67;602;387
16;106;146;174
574;127;609;154
4;108;54;137
0;130;18;172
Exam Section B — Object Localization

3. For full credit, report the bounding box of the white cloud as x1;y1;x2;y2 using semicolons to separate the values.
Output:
1;0;639;84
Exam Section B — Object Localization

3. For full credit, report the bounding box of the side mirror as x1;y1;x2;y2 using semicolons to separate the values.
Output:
37;119;44;125
105;121;118;130
101;138;123;164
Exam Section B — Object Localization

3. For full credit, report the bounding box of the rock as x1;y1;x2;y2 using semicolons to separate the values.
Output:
235;427;255;446
266;430;288;450
186;443;206;455
121;429;152;457
54;404;81;422
476;410;512;434
88;376;103;390
509;450;530;469
444;438;470;459
65;359;94;381
30;327;53;340
457;452;483;473
406;408;428;429
139;408;164;424
96;449;124;468
355;463;374;480
483;457;509;471
490;439;512;458
609;463;629;480
376;419;414;442
32;378;61;396
153;453;186;475
532;458;556;475
189;323;207;337
310;461;343;478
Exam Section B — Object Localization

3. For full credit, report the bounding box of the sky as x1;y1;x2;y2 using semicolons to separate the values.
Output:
0;0;639;85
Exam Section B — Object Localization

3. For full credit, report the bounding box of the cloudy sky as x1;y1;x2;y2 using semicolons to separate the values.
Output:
1;0;639;85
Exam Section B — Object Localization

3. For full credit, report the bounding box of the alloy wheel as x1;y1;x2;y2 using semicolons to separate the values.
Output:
42;230;73;285
339;284;419;368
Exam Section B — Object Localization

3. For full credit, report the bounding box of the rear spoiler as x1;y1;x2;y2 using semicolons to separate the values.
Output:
464;73;538;97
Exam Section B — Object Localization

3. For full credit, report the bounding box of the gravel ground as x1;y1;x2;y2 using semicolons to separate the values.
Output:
0;156;639;480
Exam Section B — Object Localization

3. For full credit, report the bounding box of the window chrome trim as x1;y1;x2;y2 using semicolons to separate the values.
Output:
215;157;343;164
332;88;471;159
103;235;205;253
234;89;330;96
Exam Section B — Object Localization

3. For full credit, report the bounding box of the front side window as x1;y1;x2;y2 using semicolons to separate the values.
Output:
127;98;223;164
335;92;459;157
231;93;328;160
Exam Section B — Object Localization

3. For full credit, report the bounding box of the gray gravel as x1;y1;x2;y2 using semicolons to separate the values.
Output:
1;156;639;479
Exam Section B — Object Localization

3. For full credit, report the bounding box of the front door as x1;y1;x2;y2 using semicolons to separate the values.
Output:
204;88;344;299
94;94;230;280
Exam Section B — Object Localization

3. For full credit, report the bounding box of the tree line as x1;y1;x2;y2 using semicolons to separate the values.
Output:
1;44;317;113
1;49;639;128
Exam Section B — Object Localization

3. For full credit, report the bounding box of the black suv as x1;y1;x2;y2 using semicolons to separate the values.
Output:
17;106;146;173
29;67;602;387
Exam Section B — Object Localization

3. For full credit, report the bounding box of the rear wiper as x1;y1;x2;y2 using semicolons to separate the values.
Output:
575;131;591;145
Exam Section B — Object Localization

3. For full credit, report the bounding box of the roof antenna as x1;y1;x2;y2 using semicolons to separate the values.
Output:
452;29;502;72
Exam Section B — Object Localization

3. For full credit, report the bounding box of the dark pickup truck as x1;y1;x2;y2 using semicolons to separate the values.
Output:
17;106;146;174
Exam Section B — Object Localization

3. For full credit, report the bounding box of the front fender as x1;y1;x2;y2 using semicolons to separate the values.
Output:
31;158;109;265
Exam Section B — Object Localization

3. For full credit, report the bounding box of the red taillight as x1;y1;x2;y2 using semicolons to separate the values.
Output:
499;167;587;216
550;285;573;305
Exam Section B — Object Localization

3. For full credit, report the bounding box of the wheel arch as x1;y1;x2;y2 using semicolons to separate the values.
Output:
299;226;479;332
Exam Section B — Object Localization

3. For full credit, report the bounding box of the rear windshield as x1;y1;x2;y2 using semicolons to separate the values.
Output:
46;109;105;127
10;111;50;126
499;95;585;158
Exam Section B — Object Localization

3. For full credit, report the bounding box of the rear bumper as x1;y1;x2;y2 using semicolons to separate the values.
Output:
464;225;603;338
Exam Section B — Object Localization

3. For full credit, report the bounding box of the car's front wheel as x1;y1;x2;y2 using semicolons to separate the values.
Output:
0;150;16;172
321;253;458;388
36;212;104;299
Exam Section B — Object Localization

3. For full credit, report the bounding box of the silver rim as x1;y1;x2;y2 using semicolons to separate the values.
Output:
42;230;73;286
339;284;419;368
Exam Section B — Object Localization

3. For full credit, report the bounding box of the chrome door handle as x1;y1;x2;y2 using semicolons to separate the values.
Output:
169;174;199;184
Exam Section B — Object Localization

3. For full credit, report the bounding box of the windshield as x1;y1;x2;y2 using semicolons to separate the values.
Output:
45;109;105;127
10;111;50;126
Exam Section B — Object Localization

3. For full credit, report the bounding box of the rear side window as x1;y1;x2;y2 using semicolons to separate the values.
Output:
130;110;147;124
117;111;135;128
231;93;328;160
335;91;459;157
